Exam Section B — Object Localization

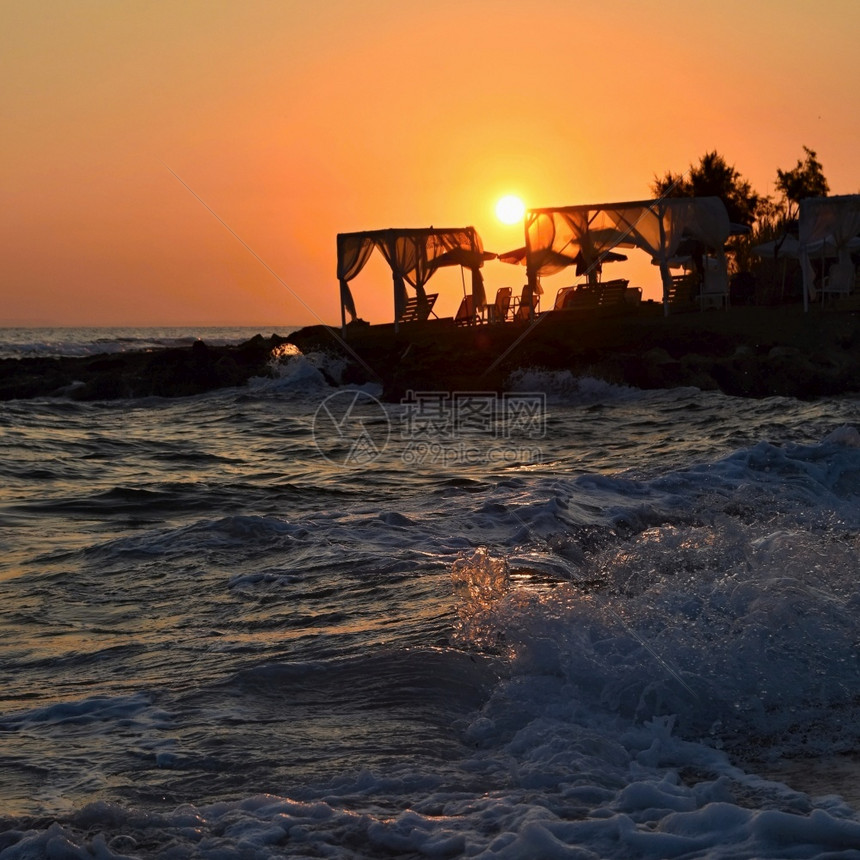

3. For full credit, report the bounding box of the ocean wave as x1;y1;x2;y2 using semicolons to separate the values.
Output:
243;346;384;403
0;691;158;728
451;529;860;758
79;514;311;562
3;714;859;858
5;378;860;857
507;367;706;406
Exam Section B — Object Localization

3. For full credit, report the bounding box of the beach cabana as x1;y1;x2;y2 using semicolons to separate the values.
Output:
519;198;731;316
336;227;491;333
798;195;860;310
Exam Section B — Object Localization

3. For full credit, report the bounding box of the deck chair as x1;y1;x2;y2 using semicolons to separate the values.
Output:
491;287;512;322
821;260;854;305
554;285;599;311
666;273;697;309
699;261;729;310
397;292;439;322
598;279;629;306
514;288;540;322
454;294;476;326
554;286;576;310
514;285;538;321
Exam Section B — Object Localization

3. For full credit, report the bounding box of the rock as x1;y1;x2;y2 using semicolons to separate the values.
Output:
0;336;280;401
4;307;860;402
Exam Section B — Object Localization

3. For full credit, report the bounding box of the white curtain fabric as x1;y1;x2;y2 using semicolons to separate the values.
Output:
799;195;860;309
471;267;486;309
526;209;629;279
335;234;376;322
376;236;419;321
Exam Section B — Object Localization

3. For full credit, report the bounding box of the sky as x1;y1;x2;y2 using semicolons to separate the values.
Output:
2;0;859;327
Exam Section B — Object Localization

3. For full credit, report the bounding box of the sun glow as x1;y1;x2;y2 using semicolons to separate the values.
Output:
495;194;526;225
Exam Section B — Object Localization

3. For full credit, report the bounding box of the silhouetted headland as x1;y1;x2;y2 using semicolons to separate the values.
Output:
2;302;860;401
294;302;860;401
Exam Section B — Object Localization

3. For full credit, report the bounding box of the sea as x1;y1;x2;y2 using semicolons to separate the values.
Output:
2;325;860;858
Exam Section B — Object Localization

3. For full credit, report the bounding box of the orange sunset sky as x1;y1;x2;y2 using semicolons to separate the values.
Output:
2;0;859;328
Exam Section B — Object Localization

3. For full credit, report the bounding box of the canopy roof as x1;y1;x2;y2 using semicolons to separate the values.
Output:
498;245;628;273
336;226;490;325
799;195;860;247
515;197;731;312
753;233;860;260
798;195;860;308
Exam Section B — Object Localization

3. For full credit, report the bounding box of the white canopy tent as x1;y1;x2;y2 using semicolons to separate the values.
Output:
337;227;496;331
799;195;860;310
521;197;732;316
753;232;860;302
753;233;860;261
336;226;491;333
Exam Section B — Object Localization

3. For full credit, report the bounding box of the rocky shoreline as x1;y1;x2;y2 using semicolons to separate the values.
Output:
2;303;859;402
0;336;285;401
290;303;860;401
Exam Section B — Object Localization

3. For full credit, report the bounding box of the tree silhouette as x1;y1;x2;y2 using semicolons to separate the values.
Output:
651;151;762;226
775;146;829;220
650;170;688;199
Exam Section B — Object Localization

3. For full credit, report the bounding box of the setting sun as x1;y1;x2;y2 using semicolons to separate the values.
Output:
495;194;526;225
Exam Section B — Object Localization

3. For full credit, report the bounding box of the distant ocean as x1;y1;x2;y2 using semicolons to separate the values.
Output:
2;327;860;858
0;326;297;360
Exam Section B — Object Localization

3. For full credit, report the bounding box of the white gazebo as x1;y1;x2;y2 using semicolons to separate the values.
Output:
521;197;732;316
798;195;860;309
336;227;491;333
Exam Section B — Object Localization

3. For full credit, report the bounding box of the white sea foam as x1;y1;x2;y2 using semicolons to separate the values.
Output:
507;367;643;403
248;344;382;400
5;714;860;858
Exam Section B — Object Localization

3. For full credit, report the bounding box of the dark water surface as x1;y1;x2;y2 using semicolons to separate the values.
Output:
2;332;860;857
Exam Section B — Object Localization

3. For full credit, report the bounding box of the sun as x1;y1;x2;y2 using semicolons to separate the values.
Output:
495;194;526;225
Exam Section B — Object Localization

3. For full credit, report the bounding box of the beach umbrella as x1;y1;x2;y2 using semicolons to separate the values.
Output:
651;255;694;270
428;248;497;269
496;246;627;269
573;249;627;276
497;246;527;265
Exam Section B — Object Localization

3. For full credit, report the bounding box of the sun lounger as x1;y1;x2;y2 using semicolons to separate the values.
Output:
665;275;697;310
700;261;729;310
820;261;854;305
512;285;539;321
397;293;438;323
454;294;476;326
489;287;512;322
553;279;630;311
